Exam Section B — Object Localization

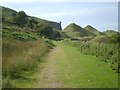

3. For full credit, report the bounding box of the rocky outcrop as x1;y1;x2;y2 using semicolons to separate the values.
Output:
47;21;62;30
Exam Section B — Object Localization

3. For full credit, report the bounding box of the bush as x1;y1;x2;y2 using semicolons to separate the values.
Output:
12;11;28;26
36;22;54;39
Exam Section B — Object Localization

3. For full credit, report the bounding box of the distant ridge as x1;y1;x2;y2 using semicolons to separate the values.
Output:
1;6;62;30
63;23;85;37
103;30;119;36
84;25;103;36
2;6;17;17
63;23;103;38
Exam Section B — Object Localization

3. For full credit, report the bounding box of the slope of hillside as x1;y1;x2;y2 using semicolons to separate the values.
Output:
2;6;62;30
1;6;17;17
63;23;83;37
84;25;103;36
63;23;95;38
103;30;118;36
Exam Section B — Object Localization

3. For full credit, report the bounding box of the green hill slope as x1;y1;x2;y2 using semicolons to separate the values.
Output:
103;30;118;36
1;6;62;30
84;25;103;36
2;6;67;39
63;23;96;38
63;23;84;37
1;6;17;17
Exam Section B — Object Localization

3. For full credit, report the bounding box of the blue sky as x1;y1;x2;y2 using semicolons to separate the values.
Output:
1;1;118;31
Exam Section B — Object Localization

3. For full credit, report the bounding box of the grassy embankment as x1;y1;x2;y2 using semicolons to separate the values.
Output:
2;35;54;88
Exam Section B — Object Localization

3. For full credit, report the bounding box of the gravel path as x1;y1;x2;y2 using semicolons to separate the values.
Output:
34;47;64;88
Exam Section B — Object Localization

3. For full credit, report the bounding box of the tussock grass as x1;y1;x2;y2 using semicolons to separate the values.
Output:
2;37;50;87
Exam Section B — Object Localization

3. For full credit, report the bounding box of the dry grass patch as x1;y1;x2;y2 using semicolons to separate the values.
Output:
2;37;50;87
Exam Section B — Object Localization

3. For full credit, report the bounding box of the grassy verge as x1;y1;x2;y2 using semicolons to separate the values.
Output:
54;41;118;88
65;40;119;73
2;37;53;88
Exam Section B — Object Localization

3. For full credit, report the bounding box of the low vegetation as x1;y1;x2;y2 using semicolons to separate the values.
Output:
35;22;61;39
67;34;120;73
2;37;55;88
34;41;118;88
2;6;59;87
1;5;119;88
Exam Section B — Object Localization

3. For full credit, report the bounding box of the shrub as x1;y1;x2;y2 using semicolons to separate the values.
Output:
12;11;28;26
35;22;54;39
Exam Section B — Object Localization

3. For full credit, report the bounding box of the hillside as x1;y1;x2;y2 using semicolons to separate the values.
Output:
2;5;65;40
103;30;118;36
1;6;62;30
1;6;17;17
63;23;97;38
84;25;103;36
63;23;84;37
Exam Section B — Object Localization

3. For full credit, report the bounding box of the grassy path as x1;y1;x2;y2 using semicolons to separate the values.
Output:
34;41;118;88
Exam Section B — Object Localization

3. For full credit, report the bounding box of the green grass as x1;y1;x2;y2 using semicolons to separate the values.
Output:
53;41;118;88
3;29;39;40
10;69;38;88
1;6;17;17
31;41;118;88
9;51;50;88
3;40;118;88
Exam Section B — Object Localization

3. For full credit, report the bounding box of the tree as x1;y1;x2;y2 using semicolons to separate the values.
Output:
13;11;28;26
